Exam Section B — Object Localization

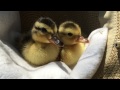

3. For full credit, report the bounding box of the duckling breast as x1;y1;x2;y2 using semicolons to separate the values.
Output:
22;42;60;66
61;43;86;68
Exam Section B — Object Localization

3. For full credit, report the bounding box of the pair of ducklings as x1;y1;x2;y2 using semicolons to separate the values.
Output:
19;17;89;69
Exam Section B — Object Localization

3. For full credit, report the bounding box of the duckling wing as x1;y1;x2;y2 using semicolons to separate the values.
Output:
17;31;32;50
20;31;32;44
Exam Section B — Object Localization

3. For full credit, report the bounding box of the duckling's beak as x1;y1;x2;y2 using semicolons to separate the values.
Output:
49;36;64;47
77;36;89;43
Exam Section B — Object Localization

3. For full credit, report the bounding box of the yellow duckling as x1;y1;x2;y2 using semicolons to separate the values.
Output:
19;17;63;66
58;21;89;69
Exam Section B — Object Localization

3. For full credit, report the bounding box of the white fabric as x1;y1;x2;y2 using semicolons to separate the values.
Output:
0;27;108;79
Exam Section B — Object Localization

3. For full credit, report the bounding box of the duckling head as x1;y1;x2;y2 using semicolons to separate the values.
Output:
31;17;63;46
58;21;88;45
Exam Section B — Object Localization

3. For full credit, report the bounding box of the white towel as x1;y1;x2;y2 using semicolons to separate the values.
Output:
0;27;108;79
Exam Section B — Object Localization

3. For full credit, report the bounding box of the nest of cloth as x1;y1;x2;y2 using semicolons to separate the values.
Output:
0;11;108;79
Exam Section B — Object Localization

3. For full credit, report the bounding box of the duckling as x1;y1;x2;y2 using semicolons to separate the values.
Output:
58;21;89;69
19;17;63;66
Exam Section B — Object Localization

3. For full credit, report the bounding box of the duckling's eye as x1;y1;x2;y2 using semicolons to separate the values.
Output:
35;27;47;33
40;28;47;33
67;33;73;37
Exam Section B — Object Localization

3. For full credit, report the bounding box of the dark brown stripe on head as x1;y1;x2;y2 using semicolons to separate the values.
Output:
38;17;56;30
63;22;77;29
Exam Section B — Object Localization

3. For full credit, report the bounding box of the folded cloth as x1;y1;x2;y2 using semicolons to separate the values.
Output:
0;27;108;79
